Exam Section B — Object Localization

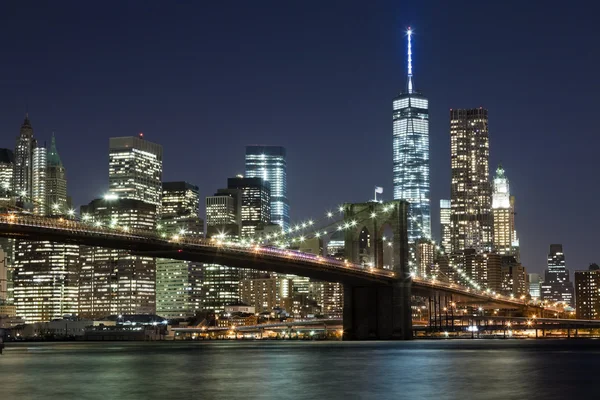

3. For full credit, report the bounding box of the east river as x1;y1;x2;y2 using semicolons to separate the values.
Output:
0;340;597;399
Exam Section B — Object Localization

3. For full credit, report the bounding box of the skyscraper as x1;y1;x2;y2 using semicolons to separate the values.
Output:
46;134;68;216
392;28;430;242
32;146;47;215
227;176;271;238
108;134;163;208
492;165;518;256
575;264;600;320
156;182;203;319
541;244;574;306
439;199;451;252
13;114;35;200
0;149;14;202
449;108;492;254
204;187;243;312
245;146;289;230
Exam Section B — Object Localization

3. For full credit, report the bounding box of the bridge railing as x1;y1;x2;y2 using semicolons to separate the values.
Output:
0;214;544;307
0;214;397;279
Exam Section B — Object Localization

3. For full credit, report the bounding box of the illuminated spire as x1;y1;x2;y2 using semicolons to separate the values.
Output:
407;27;413;94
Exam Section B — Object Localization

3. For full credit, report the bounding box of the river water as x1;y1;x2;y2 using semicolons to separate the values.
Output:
0;340;596;399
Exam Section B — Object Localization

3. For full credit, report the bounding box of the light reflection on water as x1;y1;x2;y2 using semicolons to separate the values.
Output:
0;340;597;400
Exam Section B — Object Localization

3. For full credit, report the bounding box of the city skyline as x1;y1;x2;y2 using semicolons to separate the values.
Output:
0;1;597;274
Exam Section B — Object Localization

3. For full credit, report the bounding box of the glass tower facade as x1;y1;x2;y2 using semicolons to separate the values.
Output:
245;146;289;230
392;28;430;242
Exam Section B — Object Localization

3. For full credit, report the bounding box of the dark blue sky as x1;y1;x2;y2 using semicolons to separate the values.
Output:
0;1;598;274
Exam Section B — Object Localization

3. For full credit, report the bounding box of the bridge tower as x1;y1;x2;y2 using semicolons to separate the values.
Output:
342;200;412;340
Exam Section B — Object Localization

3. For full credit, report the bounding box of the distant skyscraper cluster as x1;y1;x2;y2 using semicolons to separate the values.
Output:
0;25;594;328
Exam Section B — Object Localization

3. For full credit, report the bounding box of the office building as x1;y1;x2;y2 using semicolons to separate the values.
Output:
392;27;431;242
529;273;542;301
206;188;241;238
245;146;289;230
31;146;46;215
227;176;271;238
45;134;68;216
160;182;203;236
439;199;451;252
319;231;345;319
0;248;7;304
492;165;519;256
575;264;600;320
240;276;292;313
204;187;243;312
79;198;157;318
13;114;36;200
0;149;14;202
541;244;574;306
450;108;492;254
500;256;528;298
13;240;80;323
156;182;203;319
416;239;435;278
108;134;163;208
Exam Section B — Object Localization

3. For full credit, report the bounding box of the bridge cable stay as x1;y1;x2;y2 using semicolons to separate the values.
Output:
250;205;396;250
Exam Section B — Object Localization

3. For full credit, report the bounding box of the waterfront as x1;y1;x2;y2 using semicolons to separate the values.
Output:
0;340;597;399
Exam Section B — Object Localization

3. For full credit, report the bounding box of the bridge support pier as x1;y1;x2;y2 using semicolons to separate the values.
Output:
342;280;412;340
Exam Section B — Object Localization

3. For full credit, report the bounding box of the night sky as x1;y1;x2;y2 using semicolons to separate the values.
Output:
0;1;598;274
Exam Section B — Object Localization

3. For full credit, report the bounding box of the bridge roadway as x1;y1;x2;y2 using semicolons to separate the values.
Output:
0;213;536;309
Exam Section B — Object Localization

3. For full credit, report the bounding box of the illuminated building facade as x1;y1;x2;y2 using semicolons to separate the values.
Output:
492;165;518;256
13;114;35;200
450;108;492;254
204;187;242;312
13;240;79;323
529;273;542;301
541;244;574;306
500;256;528;298
32;146;46;215
416;239;435;278
439;199;451;252
245;146;289;230
79;198;157;318
0;248;7;304
392;28;430;242
0;149;14;202
206;189;241;238
227;177;271;238
575;264;600;320
240;276;292;313
108;134;163;208
45;134;68;216
156;181;203;319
